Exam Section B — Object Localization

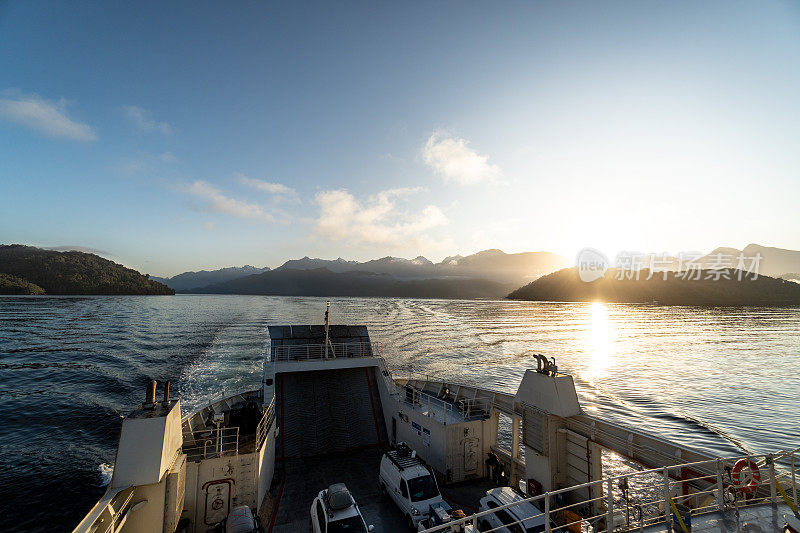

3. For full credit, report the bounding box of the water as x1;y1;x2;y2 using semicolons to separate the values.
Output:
1;295;798;532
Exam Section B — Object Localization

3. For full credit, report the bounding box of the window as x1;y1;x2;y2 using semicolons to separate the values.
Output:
316;501;326;533
400;480;409;498
327;516;368;533
407;475;440;502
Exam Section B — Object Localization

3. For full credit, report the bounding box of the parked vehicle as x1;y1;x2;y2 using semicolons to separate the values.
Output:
222;506;260;533
477;487;551;533
310;483;374;533
379;443;444;529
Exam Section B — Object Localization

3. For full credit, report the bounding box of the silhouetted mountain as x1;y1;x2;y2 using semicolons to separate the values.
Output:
0;245;173;295
275;249;570;284
189;268;514;299
697;244;800;277
437;249;570;283
276;256;359;273
507;267;800;306
153;265;270;291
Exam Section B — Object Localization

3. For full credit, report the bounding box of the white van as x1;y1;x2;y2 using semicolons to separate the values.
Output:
379;444;444;529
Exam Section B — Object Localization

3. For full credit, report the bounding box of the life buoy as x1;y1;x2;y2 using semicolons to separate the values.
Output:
731;458;761;494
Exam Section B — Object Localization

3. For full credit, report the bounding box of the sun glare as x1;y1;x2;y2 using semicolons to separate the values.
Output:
583;301;615;380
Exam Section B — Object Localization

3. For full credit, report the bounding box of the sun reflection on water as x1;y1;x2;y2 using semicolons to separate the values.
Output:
583;301;616;380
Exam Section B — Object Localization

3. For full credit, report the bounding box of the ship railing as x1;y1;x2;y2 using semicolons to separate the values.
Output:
100;486;135;533
421;446;800;533
271;341;381;362
401;384;491;424
181;426;240;461
403;385;455;423
255;397;276;450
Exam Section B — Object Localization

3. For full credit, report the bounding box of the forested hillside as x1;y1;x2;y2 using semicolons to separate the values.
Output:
0;245;174;295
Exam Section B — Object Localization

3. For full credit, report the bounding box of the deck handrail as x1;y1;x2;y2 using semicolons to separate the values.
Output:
421;447;800;533
181;426;240;460
255;397;276;450
271;341;381;362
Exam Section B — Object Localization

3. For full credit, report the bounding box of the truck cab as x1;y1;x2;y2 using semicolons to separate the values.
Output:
379;444;443;529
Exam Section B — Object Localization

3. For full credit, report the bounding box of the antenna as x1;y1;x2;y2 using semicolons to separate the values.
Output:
324;300;331;359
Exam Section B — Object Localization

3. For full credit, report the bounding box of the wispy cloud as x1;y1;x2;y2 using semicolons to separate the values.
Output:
422;130;501;185
236;174;297;199
314;187;447;247
0;92;96;141
185;180;274;222
122;105;172;135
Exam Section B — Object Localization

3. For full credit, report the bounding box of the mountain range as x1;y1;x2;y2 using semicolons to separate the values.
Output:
151;265;270;291
698;244;800;278
4;243;800;300
160;249;570;292
189;267;516;299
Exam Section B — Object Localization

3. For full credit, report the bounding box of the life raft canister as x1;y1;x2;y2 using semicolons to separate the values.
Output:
731;458;761;494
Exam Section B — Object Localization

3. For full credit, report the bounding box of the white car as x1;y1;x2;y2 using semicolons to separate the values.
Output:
477;487;550;533
310;483;374;533
225;505;259;533
379;444;444;529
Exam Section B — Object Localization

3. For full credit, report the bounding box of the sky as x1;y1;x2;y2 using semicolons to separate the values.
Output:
1;1;799;276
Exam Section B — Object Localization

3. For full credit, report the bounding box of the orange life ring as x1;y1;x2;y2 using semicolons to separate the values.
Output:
732;458;761;494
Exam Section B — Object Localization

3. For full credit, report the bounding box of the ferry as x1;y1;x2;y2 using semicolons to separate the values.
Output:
74;306;800;533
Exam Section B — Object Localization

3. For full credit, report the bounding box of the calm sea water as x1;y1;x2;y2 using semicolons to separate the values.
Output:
1;295;798;532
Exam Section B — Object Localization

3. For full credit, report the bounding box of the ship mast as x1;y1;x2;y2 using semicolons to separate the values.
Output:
324;300;331;358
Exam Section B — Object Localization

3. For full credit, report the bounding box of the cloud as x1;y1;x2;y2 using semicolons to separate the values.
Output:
122;105;172;135
0;92;96;141
185;180;274;222
236;174;296;198
422;131;501;184
314;187;447;247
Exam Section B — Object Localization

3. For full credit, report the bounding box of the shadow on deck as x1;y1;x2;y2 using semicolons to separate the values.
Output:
268;447;500;532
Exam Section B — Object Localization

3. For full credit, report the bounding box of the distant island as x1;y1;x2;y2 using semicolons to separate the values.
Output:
0;245;174;295
507;267;800;306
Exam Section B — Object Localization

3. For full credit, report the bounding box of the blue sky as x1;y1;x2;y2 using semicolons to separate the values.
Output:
1;1;799;276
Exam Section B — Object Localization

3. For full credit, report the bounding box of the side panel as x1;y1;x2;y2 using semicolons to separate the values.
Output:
257;426;276;507
191;453;260;529
445;420;485;483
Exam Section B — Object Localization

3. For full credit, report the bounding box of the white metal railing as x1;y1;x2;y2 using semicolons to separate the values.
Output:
402;385;490;424
255;397;276;450
271;341;381;362
102;487;135;533
422;447;800;533
182;427;239;461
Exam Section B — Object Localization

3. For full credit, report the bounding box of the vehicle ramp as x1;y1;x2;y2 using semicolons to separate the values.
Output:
276;366;388;458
